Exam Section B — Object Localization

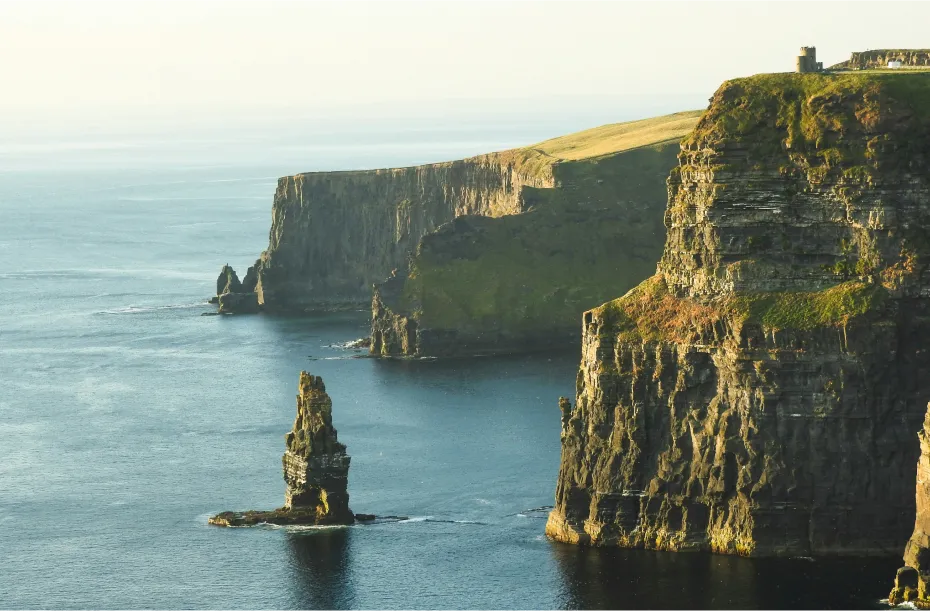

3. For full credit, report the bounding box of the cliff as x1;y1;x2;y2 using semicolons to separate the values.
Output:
547;71;930;556
251;149;556;311
370;112;701;357
832;49;930;70
210;372;354;526
217;111;698;314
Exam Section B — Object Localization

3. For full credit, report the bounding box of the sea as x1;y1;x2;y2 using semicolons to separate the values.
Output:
0;107;901;609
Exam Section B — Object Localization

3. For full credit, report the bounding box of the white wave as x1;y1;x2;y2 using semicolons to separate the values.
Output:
258;522;352;532
324;338;370;350
398;516;433;523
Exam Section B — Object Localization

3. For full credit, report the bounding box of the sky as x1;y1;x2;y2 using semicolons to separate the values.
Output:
2;0;930;138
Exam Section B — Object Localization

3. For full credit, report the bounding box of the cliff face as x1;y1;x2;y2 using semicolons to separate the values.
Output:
370;141;680;357
253;151;555;311
547;72;930;556
833;49;930;70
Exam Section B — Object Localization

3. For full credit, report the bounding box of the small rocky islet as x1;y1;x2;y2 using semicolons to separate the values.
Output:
209;372;402;527
208;47;930;604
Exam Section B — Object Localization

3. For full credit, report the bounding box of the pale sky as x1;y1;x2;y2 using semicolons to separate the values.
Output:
2;1;929;134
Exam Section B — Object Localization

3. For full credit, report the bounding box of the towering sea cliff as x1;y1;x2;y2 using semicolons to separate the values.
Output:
370;113;701;357
547;71;930;556
251;150;556;311
216;111;699;324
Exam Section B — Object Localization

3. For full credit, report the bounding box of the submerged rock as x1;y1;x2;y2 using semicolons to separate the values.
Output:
209;372;354;527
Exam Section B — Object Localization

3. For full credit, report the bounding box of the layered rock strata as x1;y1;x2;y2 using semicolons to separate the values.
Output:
210;372;354;526
547;72;930;556
890;406;930;606
251;151;555;312
215;112;699;320
369;118;700;357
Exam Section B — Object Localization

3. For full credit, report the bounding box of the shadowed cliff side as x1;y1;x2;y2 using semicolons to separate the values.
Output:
548;71;930;556
369;139;682;357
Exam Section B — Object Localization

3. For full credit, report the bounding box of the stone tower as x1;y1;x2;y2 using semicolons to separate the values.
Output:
796;46;823;73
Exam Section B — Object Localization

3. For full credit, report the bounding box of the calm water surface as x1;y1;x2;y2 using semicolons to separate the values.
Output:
0;131;899;609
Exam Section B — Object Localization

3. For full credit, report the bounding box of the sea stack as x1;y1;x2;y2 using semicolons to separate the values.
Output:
211;263;260;314
889;405;930;606
209;372;354;526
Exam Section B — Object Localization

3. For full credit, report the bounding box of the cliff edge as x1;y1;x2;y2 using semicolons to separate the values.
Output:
547;71;930;556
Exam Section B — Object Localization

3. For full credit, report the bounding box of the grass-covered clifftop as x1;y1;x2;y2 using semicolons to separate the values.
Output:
370;111;701;357
240;109;699;313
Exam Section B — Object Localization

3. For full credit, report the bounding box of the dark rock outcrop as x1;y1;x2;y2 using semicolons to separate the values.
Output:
216;264;242;295
890;406;930;606
212;263;262;314
217;291;260;314
209;372;354;527
547;72;930;556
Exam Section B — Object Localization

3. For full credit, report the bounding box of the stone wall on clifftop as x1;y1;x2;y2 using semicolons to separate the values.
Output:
548;71;930;556
832;49;930;70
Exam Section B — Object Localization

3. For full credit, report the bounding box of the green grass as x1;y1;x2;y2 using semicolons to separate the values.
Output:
401;209;659;333
390;140;685;335
685;71;930;170
731;281;886;330
526;110;703;161
595;277;887;344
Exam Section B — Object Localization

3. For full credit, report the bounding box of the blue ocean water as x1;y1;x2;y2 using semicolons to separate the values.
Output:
0;124;899;609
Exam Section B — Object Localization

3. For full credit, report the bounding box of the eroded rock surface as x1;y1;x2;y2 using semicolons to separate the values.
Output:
209;372;354;527
212;263;262;314
832;49;930;69
890;406;930;606
251;153;555;312
547;72;930;556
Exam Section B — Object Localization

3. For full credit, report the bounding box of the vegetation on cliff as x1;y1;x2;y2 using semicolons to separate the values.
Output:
371;111;702;357
549;70;930;557
598;275;887;345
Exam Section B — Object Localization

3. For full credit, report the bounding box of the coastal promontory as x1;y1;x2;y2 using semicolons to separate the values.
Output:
547;70;930;556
